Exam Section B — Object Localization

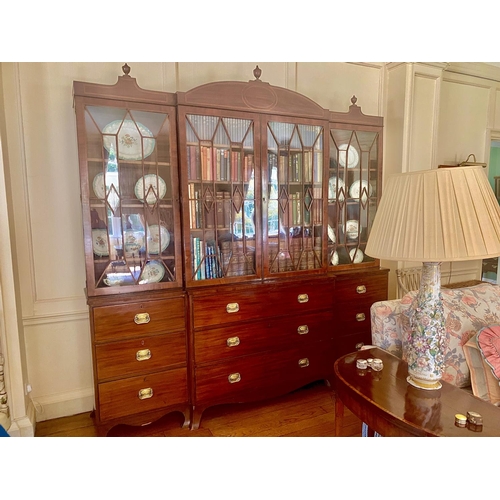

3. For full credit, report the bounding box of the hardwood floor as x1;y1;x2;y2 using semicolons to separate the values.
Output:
34;381;362;437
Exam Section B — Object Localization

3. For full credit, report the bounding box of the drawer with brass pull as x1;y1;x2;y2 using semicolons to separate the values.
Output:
194;310;334;364
95;332;186;380
191;280;335;328
93;297;186;342
97;368;188;422
194;343;332;405
335;274;388;306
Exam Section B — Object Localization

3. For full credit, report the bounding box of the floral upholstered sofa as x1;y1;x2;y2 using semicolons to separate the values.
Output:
370;282;500;405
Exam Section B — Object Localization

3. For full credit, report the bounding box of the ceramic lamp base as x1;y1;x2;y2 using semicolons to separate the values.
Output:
402;262;448;392
407;375;442;391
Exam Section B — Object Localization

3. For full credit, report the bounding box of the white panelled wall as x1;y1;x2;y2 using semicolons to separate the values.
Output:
0;62;499;434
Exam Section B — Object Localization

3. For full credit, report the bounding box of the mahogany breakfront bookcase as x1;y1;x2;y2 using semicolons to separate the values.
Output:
73;64;388;434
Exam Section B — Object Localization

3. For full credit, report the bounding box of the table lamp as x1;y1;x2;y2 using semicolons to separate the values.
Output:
365;165;500;390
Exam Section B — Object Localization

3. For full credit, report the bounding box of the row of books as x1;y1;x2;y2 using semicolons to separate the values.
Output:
278;188;322;226
192;238;256;280
186;145;254;182
268;151;323;183
188;185;234;229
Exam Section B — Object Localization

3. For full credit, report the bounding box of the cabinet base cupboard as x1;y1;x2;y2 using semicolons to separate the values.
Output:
73;64;388;433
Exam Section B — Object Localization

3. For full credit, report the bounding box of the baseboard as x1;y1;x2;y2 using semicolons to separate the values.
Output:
32;387;94;423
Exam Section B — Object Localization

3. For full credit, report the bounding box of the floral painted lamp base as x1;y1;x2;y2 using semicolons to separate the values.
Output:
402;262;448;391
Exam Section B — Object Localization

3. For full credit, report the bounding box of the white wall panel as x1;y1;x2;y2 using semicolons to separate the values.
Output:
438;79;490;165
410;75;438;171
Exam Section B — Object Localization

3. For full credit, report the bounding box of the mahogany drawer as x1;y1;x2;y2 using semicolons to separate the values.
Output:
335;274;388;305
191;281;335;328
194;343;331;405
93;297;186;342
194;310;334;364
95;332;186;381
97;368;188;422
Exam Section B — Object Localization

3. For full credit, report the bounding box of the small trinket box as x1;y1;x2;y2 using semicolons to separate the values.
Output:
466;411;483;425
356;359;368;370
455;413;467;427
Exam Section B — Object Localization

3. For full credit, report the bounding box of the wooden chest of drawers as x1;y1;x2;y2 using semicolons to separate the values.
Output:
88;291;190;434
189;278;336;428
333;269;389;359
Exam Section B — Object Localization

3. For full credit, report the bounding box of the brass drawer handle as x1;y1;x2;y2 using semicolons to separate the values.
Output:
226;336;240;347
298;358;310;368
356;285;367;294
134;312;150;325
136;348;152;361
228;372;241;384
297;294;309;303
226;302;240;313
297;325;309;335
356;313;366;322
138;387;153;400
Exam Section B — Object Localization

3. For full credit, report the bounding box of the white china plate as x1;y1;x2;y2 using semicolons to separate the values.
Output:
103;119;155;161
92;229;109;256
139;260;165;284
328;176;345;202
338;143;359;169
123;230;145;253
349;248;364;264
331;251;339;266
147;224;170;254
135;174;167;205
349;180;373;202
92;172;120;199
327;225;336;243
345;220;359;240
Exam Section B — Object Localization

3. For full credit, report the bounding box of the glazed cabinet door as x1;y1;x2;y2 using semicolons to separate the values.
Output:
327;118;382;270
74;97;183;296
178;107;262;287
263;117;327;277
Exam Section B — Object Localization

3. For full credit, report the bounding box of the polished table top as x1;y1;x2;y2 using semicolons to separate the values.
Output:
334;348;500;437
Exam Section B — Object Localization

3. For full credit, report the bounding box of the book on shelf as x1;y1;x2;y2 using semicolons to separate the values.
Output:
223;192;231;228
216;191;225;228
204;188;215;229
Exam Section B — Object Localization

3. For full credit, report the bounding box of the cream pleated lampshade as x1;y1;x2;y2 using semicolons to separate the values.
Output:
365;165;500;262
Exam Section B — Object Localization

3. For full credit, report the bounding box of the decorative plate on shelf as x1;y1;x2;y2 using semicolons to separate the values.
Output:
147;224;170;254
327;225;336;243
92;172;120;199
103;119;155;161
139;260;165;284
331;251;339;266
92;229;109;256
328;176;345;202
345;220;359;240
135;174;167;205
338;143;359;169
349;180;373;203
349;248;364;264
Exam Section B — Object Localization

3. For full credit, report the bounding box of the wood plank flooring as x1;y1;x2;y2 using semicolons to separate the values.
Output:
35;381;362;437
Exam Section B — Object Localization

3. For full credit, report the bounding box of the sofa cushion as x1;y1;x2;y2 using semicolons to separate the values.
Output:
372;283;500;389
463;331;500;405
477;325;500;379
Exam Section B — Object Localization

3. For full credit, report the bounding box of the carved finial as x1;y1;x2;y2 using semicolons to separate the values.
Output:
122;63;131;76
351;95;358;105
253;65;262;81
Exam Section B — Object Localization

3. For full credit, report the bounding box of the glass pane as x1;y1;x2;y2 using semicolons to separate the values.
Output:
329;128;378;267
85;106;176;289
186;113;256;282
268;121;324;274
